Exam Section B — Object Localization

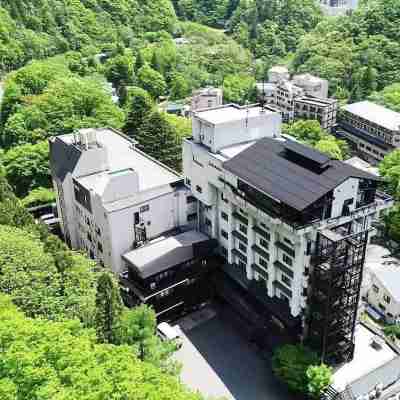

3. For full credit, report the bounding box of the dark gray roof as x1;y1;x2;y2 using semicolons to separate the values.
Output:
223;137;379;212
122;230;212;279
49;136;81;182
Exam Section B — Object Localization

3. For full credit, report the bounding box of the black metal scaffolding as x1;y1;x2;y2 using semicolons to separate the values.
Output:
307;222;368;365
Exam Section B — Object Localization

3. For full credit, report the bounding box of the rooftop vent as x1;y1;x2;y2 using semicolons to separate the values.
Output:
75;129;99;150
370;335;385;350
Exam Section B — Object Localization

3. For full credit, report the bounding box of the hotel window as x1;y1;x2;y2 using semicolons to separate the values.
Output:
239;224;247;235
260;238;269;249
221;211;229;221
221;230;228;240
187;213;197;222
239;242;247;254
281;274;292;287
186;195;196;204
98;242;103;253
384;295;391;304
284;237;293;246
283;253;293;266
259;257;268;268
140;204;150;213
205;218;212;227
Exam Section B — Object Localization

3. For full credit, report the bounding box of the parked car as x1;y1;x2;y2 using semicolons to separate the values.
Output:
157;322;183;348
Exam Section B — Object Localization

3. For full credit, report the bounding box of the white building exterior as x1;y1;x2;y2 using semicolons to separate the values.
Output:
339;101;400;164
191;87;223;113
49;128;195;273
319;0;358;16
368;266;400;324
257;67;337;130
183;103;393;363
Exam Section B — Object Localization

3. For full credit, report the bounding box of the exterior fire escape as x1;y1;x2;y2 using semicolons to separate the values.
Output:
307;222;368;365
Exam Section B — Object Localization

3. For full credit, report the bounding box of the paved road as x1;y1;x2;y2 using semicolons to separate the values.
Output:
174;306;295;400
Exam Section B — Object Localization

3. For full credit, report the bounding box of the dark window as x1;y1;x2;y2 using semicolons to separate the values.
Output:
284;237;293;246
379;303;386;311
221;211;228;221
281;274;292;287
89;250;95;260
134;212;140;225
372;284;379;293
260;238;269;249
283;254;293;266
187;213;197;222
205;218;212;226
280;293;290;303
73;181;92;213
87;233;92;243
384;295;391;304
196;185;202;194
185;178;191;186
221;246;228;258
98;242;103;253
239;224;247;235
221;230;228;240
140;204;150;213
259;258;268;268
96;226;101;236
186;195;196;204
239;242;247;254
260;222;269;230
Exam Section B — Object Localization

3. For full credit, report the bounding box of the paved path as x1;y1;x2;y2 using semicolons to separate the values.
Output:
174;306;295;400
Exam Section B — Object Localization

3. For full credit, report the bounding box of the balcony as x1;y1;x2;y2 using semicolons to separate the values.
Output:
232;248;247;262
273;280;292;298
232;230;248;245
252;263;269;281
253;225;271;241
252;244;270;260
275;241;295;257
232;211;248;225
274;260;294;278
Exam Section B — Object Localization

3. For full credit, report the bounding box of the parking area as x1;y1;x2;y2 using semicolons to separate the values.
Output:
173;304;295;400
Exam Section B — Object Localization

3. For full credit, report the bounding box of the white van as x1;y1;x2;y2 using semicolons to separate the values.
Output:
157;322;183;348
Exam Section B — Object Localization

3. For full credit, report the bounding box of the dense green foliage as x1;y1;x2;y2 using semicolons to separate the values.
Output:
0;0;177;73
283;120;349;160
21;187;55;208
272;344;330;396
0;294;203;400
369;83;400;113
1;140;50;197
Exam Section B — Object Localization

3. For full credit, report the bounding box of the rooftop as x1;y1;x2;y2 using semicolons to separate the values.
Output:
373;266;400;303
194;104;275;125
223;137;379;212
342;101;400;132
122;230;210;279
58;128;179;194
332;324;397;395
345;157;379;176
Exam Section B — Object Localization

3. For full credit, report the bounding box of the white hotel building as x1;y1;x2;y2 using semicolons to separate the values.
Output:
49;128;195;273
183;104;393;364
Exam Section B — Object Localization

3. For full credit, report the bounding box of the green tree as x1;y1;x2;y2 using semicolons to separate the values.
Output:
137;64;167;98
369;83;400;113
137;110;182;171
123;86;154;138
272;344;319;394
379;149;400;197
21;187;55;208
306;364;333;398
223;73;256;104
169;73;191;100
118;305;179;374
0;294;203;400
315;136;343;160
104;51;135;90
95;272;123;344
283;120;325;145
1;141;50;197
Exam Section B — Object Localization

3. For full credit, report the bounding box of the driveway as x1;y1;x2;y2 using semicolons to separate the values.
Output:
174;304;295;400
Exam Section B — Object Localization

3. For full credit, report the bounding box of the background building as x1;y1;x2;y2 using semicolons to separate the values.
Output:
319;0;358;16
50;128;196;273
367;266;400;324
257;67;338;130
191;87;223;112
339;101;400;164
183;103;393;364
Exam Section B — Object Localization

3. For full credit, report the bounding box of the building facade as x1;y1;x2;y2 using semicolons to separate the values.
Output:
183;104;393;364
191;87;223;113
49;128;196;273
319;0;358;16
367;266;400;324
120;230;218;319
339;101;400;164
257;68;338;130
